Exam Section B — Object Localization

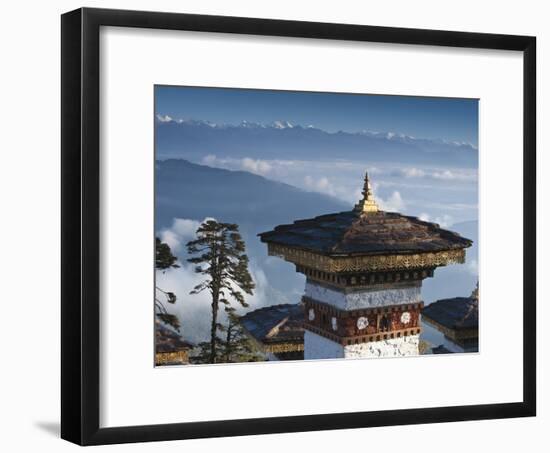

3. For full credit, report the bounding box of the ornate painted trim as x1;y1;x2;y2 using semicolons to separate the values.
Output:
154;351;189;366
264;342;304;353
268;243;466;273
298;265;433;288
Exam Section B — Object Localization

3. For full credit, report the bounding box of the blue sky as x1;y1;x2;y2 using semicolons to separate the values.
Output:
155;85;479;146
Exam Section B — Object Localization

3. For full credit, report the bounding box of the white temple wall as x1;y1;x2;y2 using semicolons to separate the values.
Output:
304;280;421;310
344;334;420;358
304;330;420;360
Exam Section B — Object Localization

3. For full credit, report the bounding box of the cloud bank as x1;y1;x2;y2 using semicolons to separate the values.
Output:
159;217;216;253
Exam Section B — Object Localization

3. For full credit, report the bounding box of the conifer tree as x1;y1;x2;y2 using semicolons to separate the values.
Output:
155;237;180;331
219;309;263;363
186;220;255;363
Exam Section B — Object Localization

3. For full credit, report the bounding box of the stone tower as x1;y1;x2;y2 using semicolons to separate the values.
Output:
259;171;472;360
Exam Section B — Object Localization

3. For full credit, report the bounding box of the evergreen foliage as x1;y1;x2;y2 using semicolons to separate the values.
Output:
155;237;180;331
186;220;258;363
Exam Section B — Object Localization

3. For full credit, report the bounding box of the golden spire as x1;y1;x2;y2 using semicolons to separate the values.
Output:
354;171;379;214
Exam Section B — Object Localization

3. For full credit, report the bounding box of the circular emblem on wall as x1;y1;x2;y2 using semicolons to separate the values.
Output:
308;308;315;321
331;317;338;331
401;311;411;324
356;316;369;330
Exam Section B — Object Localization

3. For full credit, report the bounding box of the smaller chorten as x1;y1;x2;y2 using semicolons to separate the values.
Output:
422;282;479;353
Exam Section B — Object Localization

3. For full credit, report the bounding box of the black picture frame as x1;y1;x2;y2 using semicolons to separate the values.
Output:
61;7;536;446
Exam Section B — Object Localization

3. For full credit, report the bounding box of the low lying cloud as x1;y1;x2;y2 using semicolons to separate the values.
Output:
202;154;274;176
241;157;272;175
159;217;215;253
421;202;478;212
156;114;173;123
304;175;338;197
378;191;405;212
391;167;477;182
466;259;479;276
197;155;477;225
418;212;454;228
399;167;426;178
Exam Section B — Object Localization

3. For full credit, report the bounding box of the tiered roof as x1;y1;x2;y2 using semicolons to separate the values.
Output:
422;296;479;332
422;284;479;333
239;304;304;356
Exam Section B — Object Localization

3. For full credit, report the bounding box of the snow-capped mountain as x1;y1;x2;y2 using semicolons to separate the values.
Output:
271;120;295;129
156;115;476;148
155;116;478;167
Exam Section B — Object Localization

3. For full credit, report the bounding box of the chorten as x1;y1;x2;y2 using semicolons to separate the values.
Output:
259;171;472;359
422;282;479;353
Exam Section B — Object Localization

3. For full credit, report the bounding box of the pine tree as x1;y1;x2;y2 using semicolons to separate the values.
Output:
186;220;255;363
155;237;180;331
156;237;180;270
190;309;262;364
219;310;263;363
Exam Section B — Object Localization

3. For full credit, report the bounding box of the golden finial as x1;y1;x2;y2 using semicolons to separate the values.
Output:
354;171;379;214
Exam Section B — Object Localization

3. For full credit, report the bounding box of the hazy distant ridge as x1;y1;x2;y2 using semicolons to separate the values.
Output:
155;158;348;232
156;117;478;167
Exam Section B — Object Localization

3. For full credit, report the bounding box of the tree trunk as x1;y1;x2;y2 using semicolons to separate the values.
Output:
224;325;232;362
210;290;219;363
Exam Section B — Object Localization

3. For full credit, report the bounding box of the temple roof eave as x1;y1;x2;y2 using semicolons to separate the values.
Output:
422;296;479;332
266;241;467;274
263;238;470;258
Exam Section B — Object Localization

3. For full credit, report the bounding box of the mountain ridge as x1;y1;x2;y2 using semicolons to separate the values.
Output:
156;114;478;150
156;116;479;168
155;158;349;232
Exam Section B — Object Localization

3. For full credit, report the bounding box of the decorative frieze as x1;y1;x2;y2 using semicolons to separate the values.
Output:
303;296;422;345
297;265;434;288
268;243;465;273
263;342;304;354
155;351;189;366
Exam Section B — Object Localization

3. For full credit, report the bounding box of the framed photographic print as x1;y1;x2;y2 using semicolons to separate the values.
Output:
61;7;536;445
